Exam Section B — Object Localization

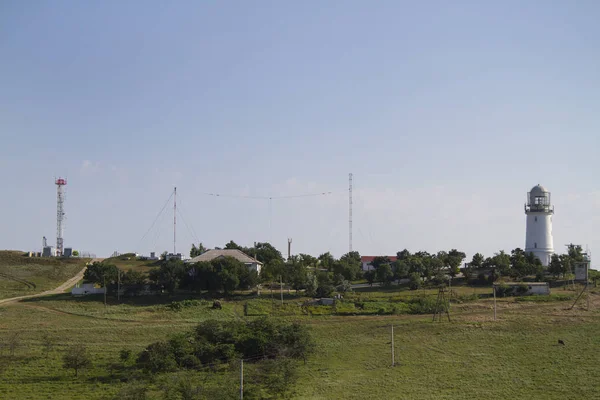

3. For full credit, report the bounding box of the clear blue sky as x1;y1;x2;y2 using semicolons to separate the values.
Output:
1;1;599;262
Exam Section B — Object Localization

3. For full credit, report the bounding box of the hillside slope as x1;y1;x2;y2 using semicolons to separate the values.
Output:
0;251;90;300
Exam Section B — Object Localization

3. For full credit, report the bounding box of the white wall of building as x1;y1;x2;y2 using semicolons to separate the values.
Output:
525;213;554;266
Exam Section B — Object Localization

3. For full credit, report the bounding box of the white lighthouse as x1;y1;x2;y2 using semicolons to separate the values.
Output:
524;184;554;266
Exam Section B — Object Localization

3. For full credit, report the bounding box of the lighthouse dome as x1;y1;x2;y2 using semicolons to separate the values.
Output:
528;184;551;208
530;184;548;195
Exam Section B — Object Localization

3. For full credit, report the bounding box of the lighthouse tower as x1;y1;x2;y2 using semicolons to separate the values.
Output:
524;184;554;266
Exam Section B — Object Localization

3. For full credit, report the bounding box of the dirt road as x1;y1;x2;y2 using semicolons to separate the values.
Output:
0;258;103;307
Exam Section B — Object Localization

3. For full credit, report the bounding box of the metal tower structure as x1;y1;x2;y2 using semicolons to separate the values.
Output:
173;186;177;255
349;173;353;253
55;178;67;257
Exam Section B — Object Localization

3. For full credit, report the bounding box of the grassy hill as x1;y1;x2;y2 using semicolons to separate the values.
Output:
0;285;598;399
0;251;89;300
101;253;160;272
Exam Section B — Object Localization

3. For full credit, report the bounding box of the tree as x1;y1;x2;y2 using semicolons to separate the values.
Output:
149;259;184;293
567;244;585;262
376;263;394;286
72;250;79;257
224;240;243;250
136;341;177;373
63;344;92;377
332;260;360;281
287;261;308;293
470;253;485;269
210;256;250;295
337;251;362;280
364;270;376;286
560;254;573;278
83;262;119;286
122;269;147;286
408;272;421;290
369;256;390;271
446;249;466;278
304;272;318;297
510;248;537;278
494;251;511;277
189;243;207;258
392;259;410;280
318;252;336;271
396;249;411;261
315;272;334;297
298;254;317;268
248;242;284;269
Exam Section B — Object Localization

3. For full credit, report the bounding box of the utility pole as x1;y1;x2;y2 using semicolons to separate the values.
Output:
240;358;244;400
391;325;395;367
103;275;107;308
349;173;353;253
117;269;121;303
493;285;497;321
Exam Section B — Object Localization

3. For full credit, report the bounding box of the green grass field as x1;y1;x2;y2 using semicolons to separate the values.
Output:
0;283;599;399
0;251;89;299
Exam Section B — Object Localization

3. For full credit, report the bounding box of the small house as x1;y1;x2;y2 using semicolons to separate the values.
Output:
186;249;263;274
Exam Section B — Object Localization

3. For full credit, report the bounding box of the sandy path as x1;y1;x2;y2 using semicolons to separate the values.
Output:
0;258;103;307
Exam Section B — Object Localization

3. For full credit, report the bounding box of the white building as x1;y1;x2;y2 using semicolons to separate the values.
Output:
524;184;554;266
186;249;262;274
71;283;106;296
494;282;550;295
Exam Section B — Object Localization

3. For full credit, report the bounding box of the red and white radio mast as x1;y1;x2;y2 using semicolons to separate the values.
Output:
55;178;67;256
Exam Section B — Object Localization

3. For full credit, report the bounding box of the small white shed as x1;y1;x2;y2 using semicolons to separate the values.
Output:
494;282;550;296
71;283;106;296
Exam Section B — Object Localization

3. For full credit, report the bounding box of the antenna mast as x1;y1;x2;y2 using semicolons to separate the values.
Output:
349;173;353;253
55;178;67;257
173;187;177;255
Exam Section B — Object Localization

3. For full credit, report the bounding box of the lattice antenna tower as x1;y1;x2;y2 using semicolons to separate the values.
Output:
349;173;353;253
174;187;177;255
55;178;67;256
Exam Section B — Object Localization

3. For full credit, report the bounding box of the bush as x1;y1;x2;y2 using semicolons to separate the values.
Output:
166;299;206;311
494;283;513;297
516;284;529;295
407;296;438;314
136;341;178;373
136;318;314;373
113;381;148;400
408;273;421;290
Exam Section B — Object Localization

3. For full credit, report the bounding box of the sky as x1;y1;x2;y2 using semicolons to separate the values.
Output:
1;1;599;263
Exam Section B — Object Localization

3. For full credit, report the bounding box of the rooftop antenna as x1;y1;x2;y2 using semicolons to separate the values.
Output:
349;173;353;253
55;178;67;257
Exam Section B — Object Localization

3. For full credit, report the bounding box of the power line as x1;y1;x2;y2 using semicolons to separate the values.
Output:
177;207;199;245
136;191;175;250
177;194;200;244
201;191;334;200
